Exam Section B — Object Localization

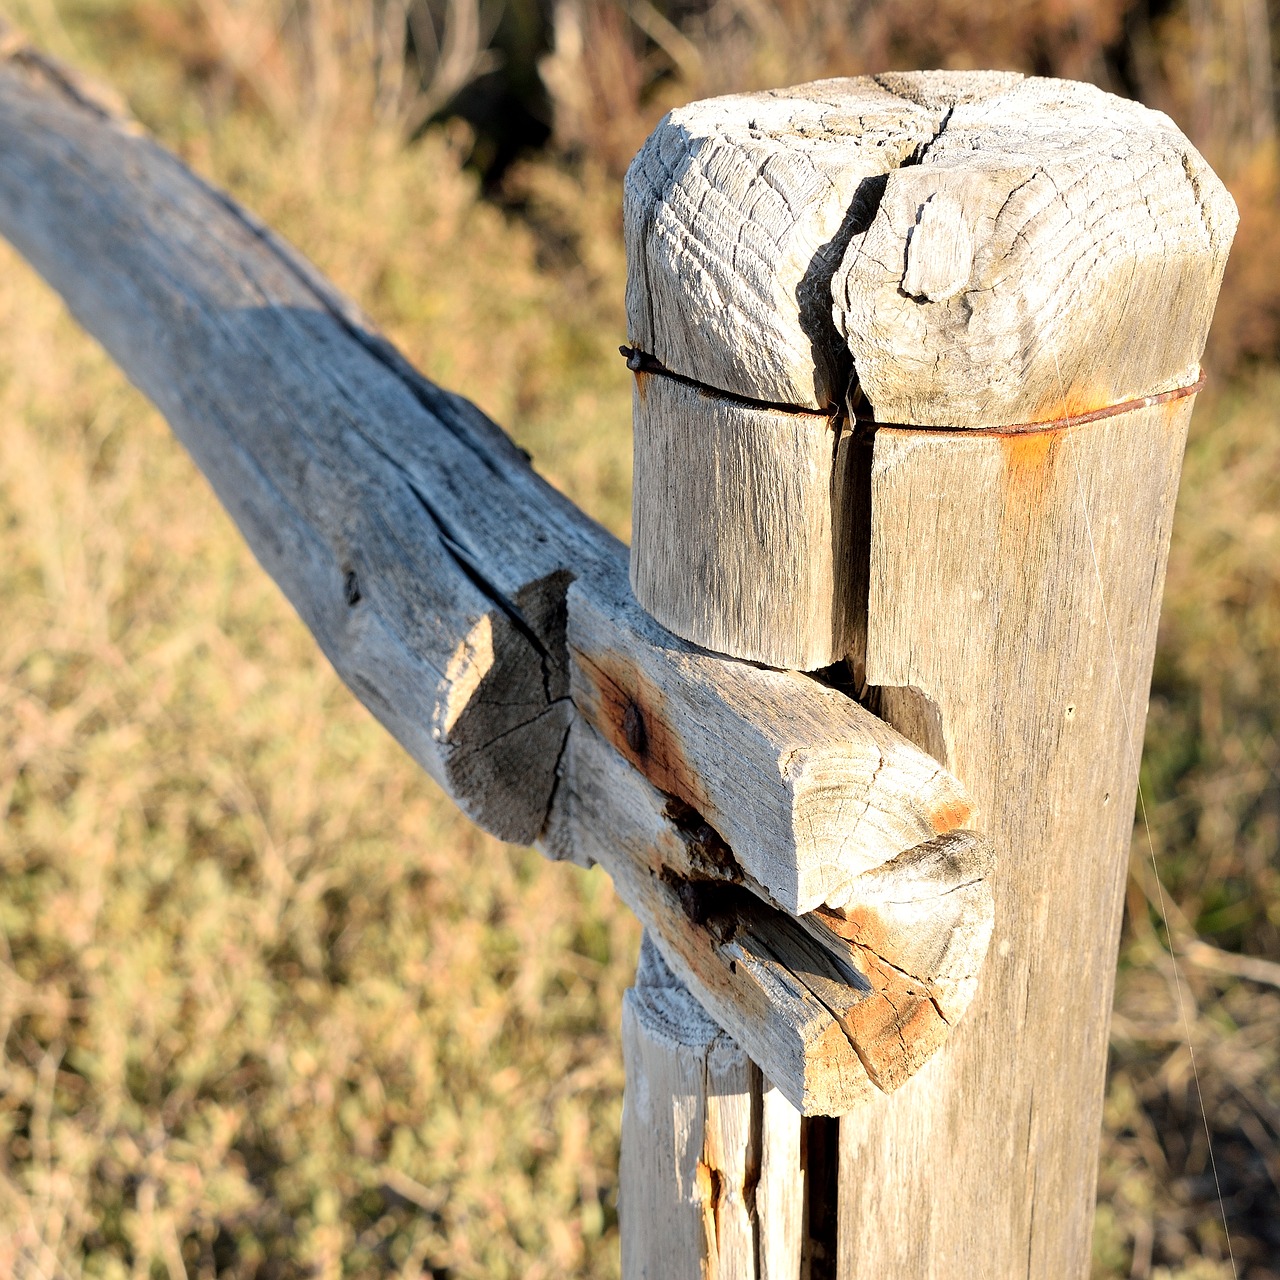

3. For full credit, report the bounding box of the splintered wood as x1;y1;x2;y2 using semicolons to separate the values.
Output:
621;68;1235;1279
625;71;1236;670
560;721;992;1112
621;936;802;1280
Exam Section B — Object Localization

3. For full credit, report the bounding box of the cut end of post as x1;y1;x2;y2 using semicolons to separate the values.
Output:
624;70;1237;671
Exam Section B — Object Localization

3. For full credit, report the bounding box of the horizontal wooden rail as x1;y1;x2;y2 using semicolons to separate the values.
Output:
0;40;993;1113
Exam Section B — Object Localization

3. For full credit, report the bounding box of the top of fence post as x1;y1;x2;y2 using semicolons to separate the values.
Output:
623;71;1236;670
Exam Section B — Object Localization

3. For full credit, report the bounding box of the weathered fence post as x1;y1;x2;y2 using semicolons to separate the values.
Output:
620;72;1235;1276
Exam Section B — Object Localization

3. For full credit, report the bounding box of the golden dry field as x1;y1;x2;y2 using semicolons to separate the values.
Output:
0;1;1277;1277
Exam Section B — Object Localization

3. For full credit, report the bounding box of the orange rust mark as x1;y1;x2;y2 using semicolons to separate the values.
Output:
999;424;1063;510
1031;381;1112;428
1016;375;1204;434
842;984;947;1091
695;1159;715;1207
632;369;649;405
929;794;975;834
808;906;952;1085
837;903;888;949
578;646;710;813
877;377;1203;438
821;901;949;1090
812;906;856;939
813;902;887;941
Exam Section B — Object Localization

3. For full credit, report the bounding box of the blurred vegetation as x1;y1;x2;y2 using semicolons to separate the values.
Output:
0;0;1277;1276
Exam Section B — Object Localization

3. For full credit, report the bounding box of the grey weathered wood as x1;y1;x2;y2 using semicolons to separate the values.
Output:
556;721;994;1115
754;1082;802;1280
832;75;1237;428
562;722;872;1114
799;831;993;1094
627;372;861;670
626;71;1236;671
623;76;950;409
0;41;576;844
620;935;802;1279
0;41;972;912
837;398;1205;1276
620;935;757;1280
567;572;974;914
623;69;1236;1276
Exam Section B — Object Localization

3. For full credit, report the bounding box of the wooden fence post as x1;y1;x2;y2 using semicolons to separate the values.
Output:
620;72;1236;1277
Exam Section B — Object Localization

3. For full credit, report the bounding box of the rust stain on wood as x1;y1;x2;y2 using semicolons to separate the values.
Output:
577;646;710;813
812;902;949;1090
999;425;1063;509
842;982;948;1090
929;792;975;833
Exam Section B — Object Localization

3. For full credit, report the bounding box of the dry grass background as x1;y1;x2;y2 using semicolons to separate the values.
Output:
0;1;1277;1276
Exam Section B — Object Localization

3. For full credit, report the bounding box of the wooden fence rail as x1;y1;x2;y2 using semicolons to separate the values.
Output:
0;33;1237;1280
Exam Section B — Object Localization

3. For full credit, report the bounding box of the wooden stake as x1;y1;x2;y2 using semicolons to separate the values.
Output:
622;70;1236;1278
621;934;803;1279
836;396;1201;1275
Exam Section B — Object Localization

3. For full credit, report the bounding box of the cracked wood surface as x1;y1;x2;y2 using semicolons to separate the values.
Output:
622;74;981;410
625;71;1236;671
622;70;1235;1276
567;573;973;914
837;399;1207;1276
628;372;862;670
0;42;995;1112
832;75;1237;428
620;935;802;1280
0;43;963;862
556;722;994;1113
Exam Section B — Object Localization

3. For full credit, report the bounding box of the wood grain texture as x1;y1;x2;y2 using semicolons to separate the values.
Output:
625;69;1234;423
832;76;1238;428
620;935;802;1279
755;1083;803;1280
622;69;1235;1274
801;831;993;1093
0;43;579;843
838;397;1200;1276
623;76;944;409
555;722;994;1114
568;564;974;914
563;722;875;1115
628;373;861;670
625;70;1235;669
